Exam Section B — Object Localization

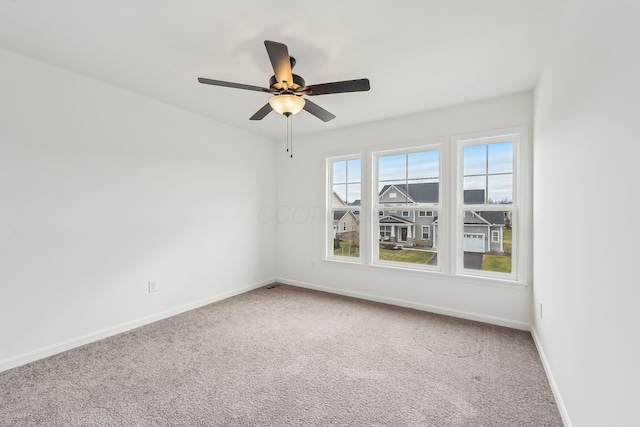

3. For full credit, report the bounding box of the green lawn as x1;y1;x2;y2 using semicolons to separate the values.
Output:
379;248;436;264
481;254;512;273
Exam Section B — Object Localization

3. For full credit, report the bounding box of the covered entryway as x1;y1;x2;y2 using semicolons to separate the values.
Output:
463;233;485;253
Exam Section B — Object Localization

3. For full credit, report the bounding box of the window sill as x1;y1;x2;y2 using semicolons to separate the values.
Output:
323;258;529;290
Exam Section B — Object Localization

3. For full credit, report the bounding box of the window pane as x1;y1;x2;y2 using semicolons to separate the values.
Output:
378;150;440;205
377;209;438;266
346;186;361;205
408;151;439;181
333;161;346;183
347;159;361;183
332;209;360;258
463;145;486;176
378;154;406;182
332;158;361;205
333;184;347;205
487;175;512;204
462;210;512;274
463;142;514;206
487;142;513;175
463;176;486;204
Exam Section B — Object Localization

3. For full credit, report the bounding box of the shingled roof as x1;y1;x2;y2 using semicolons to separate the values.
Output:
380;183;493;206
380;183;439;203
463;211;506;226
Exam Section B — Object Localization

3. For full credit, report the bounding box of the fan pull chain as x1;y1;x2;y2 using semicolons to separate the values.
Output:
286;114;293;158
286;115;290;154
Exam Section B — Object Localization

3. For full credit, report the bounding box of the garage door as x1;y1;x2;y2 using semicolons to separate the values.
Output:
463;233;485;253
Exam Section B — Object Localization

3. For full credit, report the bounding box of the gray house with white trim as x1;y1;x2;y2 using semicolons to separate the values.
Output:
378;183;509;254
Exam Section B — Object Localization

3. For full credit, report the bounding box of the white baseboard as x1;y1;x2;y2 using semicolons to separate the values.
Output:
0;278;275;373
530;327;572;427
277;277;531;331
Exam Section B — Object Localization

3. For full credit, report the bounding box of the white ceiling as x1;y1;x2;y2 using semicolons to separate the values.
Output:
0;0;567;140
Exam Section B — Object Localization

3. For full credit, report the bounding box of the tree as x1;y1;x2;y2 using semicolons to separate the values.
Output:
346;222;360;253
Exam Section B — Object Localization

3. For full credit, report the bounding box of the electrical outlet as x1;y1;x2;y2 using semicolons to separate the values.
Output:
539;302;543;319
311;261;316;269
148;280;158;293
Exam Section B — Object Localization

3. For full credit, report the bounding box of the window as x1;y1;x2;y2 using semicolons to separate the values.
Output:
325;127;528;285
328;156;361;259
375;147;440;268
380;225;392;239
457;131;523;280
421;225;431;240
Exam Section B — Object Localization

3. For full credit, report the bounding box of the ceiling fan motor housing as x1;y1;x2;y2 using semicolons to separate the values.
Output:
269;74;306;92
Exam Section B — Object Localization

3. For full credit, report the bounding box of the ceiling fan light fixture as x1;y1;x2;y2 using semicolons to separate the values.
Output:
269;94;305;116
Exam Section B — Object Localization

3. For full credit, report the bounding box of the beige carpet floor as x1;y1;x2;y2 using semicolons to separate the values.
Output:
0;284;563;426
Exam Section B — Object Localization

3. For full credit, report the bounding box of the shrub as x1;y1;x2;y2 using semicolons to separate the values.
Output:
333;238;341;250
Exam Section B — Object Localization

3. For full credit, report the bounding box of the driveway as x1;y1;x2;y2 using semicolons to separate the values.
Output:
463;252;483;269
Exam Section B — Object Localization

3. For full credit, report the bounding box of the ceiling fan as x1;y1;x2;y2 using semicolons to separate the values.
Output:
197;40;371;122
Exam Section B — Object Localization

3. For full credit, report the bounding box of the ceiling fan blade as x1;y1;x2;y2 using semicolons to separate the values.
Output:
305;78;370;96
249;103;273;121
264;40;293;87
303;99;336;122
198;77;270;93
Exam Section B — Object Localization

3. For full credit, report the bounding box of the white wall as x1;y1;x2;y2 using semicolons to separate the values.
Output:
533;1;640;425
0;47;277;371
276;92;533;328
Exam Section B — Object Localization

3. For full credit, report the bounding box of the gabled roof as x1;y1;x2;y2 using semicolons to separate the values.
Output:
332;191;347;206
334;210;358;222
464;211;506;226
379;215;414;225
379;183;439;203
